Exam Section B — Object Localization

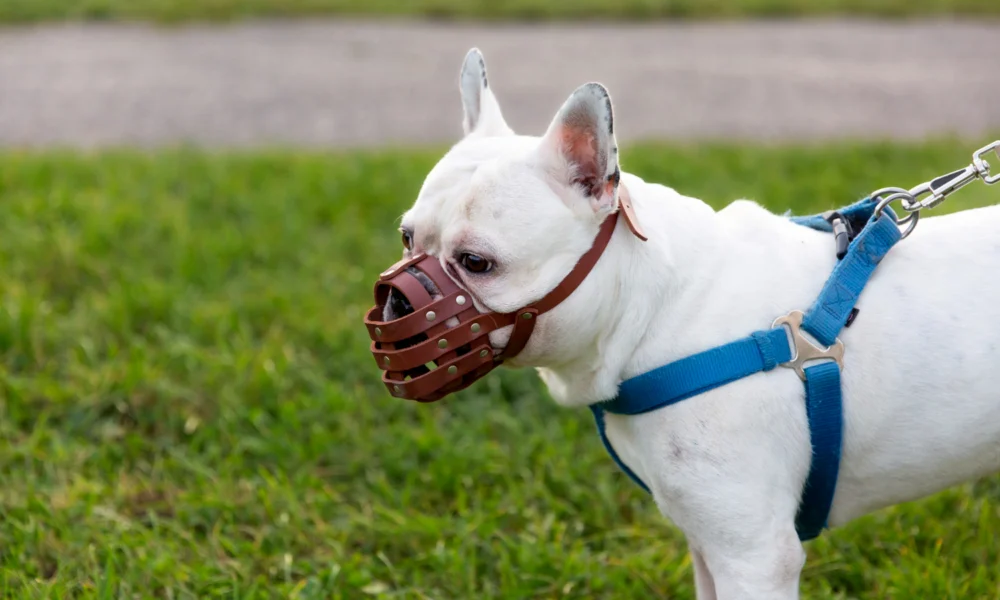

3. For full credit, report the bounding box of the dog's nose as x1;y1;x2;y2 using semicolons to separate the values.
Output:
383;288;414;321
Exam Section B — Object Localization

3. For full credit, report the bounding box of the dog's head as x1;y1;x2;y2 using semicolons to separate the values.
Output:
388;48;626;363
365;49;644;403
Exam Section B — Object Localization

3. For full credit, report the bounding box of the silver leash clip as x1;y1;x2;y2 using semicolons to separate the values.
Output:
873;140;999;239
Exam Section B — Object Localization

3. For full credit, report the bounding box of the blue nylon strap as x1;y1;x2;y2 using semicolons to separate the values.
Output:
801;213;901;347
788;197;880;233
589;405;651;493
599;328;792;416
794;362;844;540
590;327;792;494
792;211;899;539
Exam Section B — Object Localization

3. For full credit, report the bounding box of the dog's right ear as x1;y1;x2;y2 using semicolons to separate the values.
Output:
539;82;621;218
459;48;513;138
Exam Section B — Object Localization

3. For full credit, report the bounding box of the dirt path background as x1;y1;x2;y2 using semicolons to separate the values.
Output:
2;19;998;148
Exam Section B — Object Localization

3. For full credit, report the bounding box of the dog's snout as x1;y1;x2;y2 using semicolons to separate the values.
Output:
384;288;414;321
382;267;442;322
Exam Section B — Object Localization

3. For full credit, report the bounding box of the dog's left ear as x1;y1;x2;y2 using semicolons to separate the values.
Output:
540;82;620;216
459;48;514;138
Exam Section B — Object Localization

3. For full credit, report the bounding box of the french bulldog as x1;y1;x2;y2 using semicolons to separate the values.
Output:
387;47;1000;598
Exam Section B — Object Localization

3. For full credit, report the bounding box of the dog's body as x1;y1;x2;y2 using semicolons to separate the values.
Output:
397;49;1000;598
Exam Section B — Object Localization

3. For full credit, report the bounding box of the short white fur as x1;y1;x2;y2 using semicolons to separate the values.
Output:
397;48;1000;599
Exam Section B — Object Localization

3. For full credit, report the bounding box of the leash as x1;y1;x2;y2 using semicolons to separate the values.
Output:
590;140;1000;541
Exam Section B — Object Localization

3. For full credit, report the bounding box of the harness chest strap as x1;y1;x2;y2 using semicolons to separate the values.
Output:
591;198;902;541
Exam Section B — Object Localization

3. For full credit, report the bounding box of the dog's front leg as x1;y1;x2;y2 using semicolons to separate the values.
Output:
693;527;803;600
652;455;805;599
608;389;809;599
691;547;718;600
653;468;806;599
673;498;803;600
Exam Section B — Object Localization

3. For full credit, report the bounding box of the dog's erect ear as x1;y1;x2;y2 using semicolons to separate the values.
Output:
459;48;513;138
540;83;621;216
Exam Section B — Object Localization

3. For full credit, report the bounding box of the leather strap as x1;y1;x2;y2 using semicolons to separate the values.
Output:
618;185;648;241
516;208;621;317
498;309;537;360
496;184;644;358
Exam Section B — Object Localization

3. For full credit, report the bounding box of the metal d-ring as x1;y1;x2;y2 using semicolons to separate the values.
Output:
873;191;919;239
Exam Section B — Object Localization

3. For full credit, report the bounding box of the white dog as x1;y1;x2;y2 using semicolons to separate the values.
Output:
394;48;1000;598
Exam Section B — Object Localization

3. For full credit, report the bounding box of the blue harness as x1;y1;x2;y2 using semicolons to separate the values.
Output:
589;197;902;541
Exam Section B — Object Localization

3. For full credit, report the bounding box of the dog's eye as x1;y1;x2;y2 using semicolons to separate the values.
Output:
400;229;413;251
460;253;492;274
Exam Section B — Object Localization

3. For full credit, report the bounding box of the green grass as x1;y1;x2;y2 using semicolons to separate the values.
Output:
1;0;999;23
1;139;1000;599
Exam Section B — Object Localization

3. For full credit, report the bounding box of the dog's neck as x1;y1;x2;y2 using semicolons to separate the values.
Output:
529;172;721;405
530;172;833;407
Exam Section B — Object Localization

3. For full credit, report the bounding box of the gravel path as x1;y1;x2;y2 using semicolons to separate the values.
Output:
1;19;998;148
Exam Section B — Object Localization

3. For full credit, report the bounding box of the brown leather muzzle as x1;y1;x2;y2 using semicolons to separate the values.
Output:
364;186;646;402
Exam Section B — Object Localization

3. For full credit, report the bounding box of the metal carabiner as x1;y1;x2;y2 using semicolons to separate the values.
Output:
908;165;981;211
867;140;999;242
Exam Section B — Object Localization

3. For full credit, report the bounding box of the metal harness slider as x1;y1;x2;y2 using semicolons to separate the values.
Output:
773;310;845;381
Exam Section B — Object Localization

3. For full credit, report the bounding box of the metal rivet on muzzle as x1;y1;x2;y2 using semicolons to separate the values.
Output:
383;356;390;365
438;339;448;349
426;311;436;321
479;349;489;358
471;323;481;333
521;312;533;320
456;295;466;305
393;385;403;394
374;327;382;336
447;365;458;375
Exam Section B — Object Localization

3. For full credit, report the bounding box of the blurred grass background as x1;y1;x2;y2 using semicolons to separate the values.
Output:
2;139;999;598
1;0;999;22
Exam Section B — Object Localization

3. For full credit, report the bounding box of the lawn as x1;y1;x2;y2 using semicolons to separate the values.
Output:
1;0;999;23
1;139;999;599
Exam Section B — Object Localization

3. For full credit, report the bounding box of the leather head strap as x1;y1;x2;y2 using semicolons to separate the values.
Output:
498;208;622;359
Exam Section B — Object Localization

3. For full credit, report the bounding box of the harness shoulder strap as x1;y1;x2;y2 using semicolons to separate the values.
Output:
801;212;901;346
